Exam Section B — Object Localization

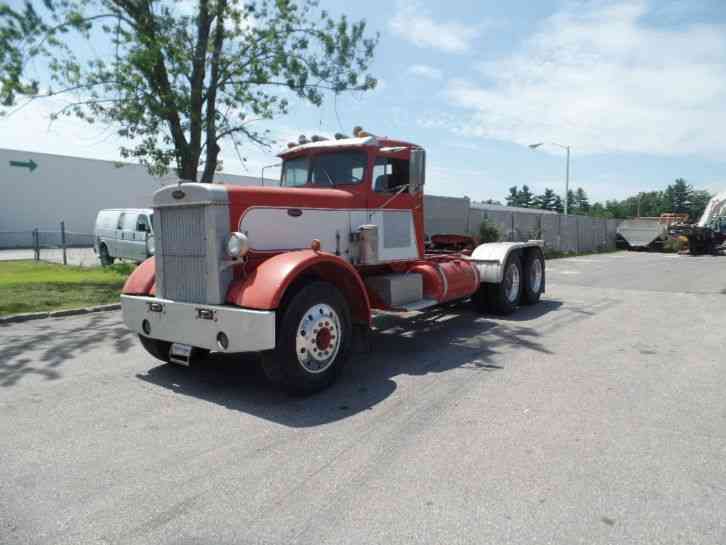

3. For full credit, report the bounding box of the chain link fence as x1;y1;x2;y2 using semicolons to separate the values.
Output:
0;223;98;267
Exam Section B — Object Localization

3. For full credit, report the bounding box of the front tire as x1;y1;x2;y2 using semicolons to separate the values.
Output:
264;281;352;395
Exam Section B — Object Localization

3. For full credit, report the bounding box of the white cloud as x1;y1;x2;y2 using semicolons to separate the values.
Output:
408;64;443;80
390;0;480;53
443;0;726;158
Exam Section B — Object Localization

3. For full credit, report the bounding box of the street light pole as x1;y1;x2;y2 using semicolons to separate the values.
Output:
564;145;570;217
529;142;571;216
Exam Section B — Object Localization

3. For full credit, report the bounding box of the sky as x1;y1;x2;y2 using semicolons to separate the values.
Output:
2;0;726;203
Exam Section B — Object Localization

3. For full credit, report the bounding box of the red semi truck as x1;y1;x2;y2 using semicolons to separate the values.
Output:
121;132;545;394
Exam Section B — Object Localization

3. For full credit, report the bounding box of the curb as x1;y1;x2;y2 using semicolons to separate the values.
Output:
0;303;121;325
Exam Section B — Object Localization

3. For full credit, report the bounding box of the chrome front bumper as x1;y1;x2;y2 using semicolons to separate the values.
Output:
121;295;276;352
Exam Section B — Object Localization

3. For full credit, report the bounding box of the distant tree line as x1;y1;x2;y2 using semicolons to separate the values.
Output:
500;179;711;221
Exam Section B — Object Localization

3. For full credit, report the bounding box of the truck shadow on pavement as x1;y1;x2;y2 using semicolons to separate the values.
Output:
0;312;135;387
137;301;560;428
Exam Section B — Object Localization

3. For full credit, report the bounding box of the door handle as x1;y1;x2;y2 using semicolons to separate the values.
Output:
287;208;303;217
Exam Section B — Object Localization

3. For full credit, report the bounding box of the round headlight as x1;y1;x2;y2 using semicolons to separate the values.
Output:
226;232;249;258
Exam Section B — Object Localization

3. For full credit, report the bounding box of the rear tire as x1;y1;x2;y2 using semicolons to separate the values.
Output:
522;250;545;305
263;281;352;395
472;254;523;316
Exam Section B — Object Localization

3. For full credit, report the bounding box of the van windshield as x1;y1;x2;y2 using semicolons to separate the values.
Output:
281;151;367;187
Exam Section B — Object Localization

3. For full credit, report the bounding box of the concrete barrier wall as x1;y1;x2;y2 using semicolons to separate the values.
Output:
425;195;618;253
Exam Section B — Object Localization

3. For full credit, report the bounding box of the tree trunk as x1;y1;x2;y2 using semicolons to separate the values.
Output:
200;0;227;184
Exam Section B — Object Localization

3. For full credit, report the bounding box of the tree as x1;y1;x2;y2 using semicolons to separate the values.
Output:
552;195;564;213
518;184;534;208
535;188;557;211
573;187;590;214
478;218;500;243
670;178;692;213
505;186;520;207
689;190;712;221
566;189;576;214
0;0;378;181
589;202;612;218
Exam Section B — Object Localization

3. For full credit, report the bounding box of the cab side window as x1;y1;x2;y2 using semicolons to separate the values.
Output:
373;156;409;193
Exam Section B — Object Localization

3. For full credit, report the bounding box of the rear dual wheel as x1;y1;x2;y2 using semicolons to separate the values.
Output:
261;281;351;395
473;250;544;315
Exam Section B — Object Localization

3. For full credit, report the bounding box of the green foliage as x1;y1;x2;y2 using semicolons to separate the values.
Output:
534;188;556;210
508;179;712;221
505;185;534;207
0;0;379;181
478;218;500;243
573;187;590;214
595;179;711;221
661;237;686;253
566;189;575;213
505;186;519;207
518;184;533;207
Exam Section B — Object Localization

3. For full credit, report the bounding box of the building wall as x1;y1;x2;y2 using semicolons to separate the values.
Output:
0;148;269;241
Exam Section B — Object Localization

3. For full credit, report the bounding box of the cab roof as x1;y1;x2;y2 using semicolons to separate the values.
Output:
277;135;419;159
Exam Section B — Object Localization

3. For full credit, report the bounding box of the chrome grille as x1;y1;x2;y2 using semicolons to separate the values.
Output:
157;205;208;303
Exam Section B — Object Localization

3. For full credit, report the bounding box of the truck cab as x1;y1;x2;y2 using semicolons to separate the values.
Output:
121;132;545;394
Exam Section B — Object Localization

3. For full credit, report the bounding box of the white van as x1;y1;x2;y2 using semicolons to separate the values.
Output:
94;208;154;266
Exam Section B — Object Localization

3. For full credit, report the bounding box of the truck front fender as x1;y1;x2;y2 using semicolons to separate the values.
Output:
226;250;371;324
121;257;156;296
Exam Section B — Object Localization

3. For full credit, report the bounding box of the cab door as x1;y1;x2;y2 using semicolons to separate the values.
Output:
365;150;424;262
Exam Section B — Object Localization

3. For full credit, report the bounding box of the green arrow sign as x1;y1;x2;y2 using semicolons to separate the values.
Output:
9;159;38;172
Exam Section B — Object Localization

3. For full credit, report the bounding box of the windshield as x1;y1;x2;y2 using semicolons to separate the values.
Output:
280;151;367;187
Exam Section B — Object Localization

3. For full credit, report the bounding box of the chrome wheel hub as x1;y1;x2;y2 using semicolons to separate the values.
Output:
295;303;341;374
504;262;521;303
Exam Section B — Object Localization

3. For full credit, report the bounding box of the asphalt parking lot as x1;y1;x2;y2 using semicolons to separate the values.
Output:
1;251;725;545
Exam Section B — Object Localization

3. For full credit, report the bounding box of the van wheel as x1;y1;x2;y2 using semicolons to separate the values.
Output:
263;281;351;395
99;244;114;267
472;254;522;316
522;250;545;305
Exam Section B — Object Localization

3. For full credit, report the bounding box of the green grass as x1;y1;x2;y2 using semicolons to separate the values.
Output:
0;261;132;317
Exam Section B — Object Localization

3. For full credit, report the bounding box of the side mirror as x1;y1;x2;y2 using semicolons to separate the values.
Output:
409;148;426;194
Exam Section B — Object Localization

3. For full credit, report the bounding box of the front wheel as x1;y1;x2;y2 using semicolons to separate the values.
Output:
263;281;352;395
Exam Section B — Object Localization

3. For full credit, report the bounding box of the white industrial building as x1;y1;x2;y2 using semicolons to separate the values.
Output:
0;148;270;247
